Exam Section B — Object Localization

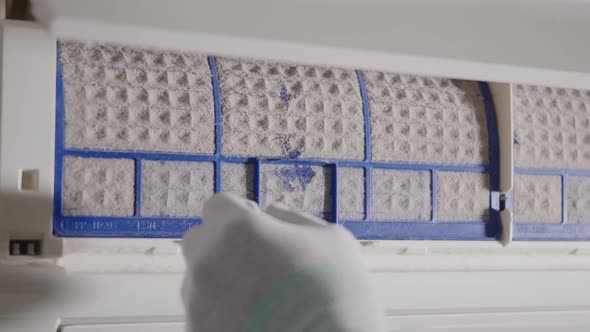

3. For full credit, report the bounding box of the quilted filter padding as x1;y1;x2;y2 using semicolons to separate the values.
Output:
363;71;488;165
216;58;365;160
54;40;499;239
62;156;135;217
371;169;431;222
568;176;590;224
141;161;214;218
513;84;590;237
60;41;215;154
513;84;590;169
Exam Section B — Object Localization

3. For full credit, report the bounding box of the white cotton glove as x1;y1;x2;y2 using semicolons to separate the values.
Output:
181;193;385;332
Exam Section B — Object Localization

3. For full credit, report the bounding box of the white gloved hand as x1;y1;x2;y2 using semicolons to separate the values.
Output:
182;193;385;332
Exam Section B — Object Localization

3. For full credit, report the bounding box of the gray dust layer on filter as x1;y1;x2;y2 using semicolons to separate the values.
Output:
141;160;214;218
60;40;215;154
337;167;365;220
513;84;590;169
568;176;590;224
513;84;590;223
59;40;495;224
222;163;256;201
260;164;332;219
363;71;488;165
371;169;431;221
514;174;561;223
216;57;365;160
437;172;490;222
62;156;135;217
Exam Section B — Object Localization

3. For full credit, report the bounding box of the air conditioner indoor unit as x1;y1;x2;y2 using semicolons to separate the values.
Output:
2;1;590;331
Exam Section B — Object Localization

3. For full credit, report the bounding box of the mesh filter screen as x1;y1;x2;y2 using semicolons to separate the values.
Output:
513;84;590;239
62;156;135;217
513;174;561;224
364;71;488;165
216;58;365;160
371;169;431;222
140;161;214;218
568;176;590;224
437;172;490;222
60;41;215;154
54;40;500;239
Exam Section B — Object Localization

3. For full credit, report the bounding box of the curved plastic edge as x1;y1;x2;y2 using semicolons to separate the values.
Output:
489;82;513;193
479;82;503;241
488;82;514;245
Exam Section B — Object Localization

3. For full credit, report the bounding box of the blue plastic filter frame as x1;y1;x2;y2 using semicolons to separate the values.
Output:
53;46;503;239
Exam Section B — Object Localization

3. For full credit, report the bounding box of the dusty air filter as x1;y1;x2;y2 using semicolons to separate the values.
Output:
54;41;501;239
513;84;590;240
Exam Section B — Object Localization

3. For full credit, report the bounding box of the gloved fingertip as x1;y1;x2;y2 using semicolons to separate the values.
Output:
203;192;260;218
183;193;261;248
265;203;328;227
